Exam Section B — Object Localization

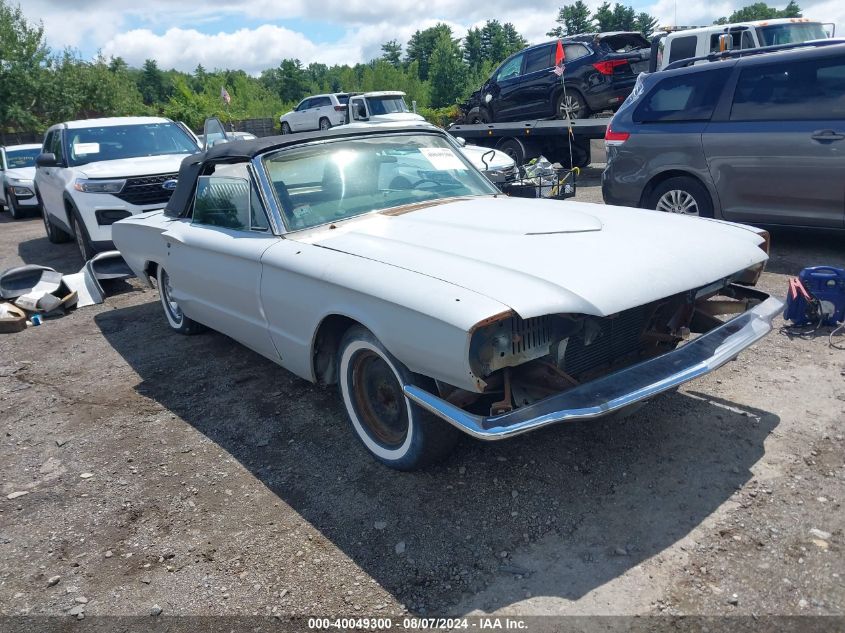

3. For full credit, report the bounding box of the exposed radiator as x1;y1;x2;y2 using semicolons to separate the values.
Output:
562;305;651;377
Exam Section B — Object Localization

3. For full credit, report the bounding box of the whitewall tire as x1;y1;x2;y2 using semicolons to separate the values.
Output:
337;326;459;470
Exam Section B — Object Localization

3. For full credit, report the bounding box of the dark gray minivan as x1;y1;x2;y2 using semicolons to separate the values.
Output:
602;43;845;228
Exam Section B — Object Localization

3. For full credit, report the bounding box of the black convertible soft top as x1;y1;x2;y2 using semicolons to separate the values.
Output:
164;123;442;217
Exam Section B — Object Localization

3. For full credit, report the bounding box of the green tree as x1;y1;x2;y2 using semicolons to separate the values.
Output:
634;12;659;36
715;1;802;24
428;31;465;108
406;23;454;80
502;23;528;57
137;58;169;106
261;58;311;103
0;0;49;134
548;1;595;37
380;40;402;67
464;27;484;72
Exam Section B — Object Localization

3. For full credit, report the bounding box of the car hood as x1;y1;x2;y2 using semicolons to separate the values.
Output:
4;167;36;181
76;154;191;178
458;144;514;172
290;197;768;319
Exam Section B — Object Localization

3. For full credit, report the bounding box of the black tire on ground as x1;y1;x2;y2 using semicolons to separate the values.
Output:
556;89;590;120
156;266;205;335
39;191;71;244
337;325;460;470
646;176;714;218
281;122;292;134
318;117;331;131
70;209;97;261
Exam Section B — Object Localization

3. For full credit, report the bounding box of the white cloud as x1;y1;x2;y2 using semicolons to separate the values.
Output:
18;0;845;72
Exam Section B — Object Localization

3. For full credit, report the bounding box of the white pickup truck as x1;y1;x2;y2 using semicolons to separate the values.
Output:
342;91;518;185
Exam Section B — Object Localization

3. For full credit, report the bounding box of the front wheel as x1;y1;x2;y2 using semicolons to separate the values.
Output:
40;193;72;244
647;176;714;218
70;211;96;261
7;190;24;219
337;326;459;470
281;122;292;134
156;266;205;335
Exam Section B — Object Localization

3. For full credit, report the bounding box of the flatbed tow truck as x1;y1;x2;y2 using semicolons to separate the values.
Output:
447;116;612;168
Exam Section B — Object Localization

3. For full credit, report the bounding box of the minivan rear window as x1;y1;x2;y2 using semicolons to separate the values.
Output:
634;68;731;123
731;56;845;121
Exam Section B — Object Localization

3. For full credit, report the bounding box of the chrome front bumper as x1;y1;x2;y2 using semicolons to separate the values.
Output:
404;295;784;440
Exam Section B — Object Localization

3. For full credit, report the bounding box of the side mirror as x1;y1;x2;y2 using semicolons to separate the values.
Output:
718;33;734;52
36;152;58;168
454;136;467;147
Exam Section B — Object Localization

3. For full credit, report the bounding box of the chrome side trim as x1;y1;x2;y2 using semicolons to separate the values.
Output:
404;295;784;441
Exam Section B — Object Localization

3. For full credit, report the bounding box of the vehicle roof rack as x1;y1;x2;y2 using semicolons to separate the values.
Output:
664;38;844;71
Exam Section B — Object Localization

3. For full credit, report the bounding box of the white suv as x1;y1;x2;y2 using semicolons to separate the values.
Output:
280;93;350;133
34;116;200;260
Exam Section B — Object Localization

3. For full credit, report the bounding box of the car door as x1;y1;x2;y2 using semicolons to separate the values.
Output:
37;130;68;221
514;44;555;118
488;52;526;121
160;161;281;359
289;99;311;131
703;54;845;228
309;96;331;128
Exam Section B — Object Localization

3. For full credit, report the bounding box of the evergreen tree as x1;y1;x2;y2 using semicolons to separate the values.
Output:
547;1;595;37
405;23;454;81
428;31;465;108
715;1;802;24
380;40;402;67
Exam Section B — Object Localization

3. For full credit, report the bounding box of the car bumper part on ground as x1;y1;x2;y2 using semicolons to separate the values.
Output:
404;295;784;440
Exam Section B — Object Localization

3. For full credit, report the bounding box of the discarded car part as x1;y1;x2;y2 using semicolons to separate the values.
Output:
62;270;104;308
405;296;784;440
89;250;134;281
0;265;60;300
0;302;27;333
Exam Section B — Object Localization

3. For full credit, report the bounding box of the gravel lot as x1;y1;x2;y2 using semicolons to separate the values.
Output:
1;159;843;622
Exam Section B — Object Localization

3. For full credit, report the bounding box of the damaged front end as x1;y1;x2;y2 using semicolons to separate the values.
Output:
406;279;783;440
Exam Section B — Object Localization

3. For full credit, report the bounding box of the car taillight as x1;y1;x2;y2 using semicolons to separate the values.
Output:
334;105;346;112
604;126;630;145
593;59;629;75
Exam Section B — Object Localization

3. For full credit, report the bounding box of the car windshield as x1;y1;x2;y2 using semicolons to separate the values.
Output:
66;122;199;166
262;133;498;231
368;97;409;115
757;23;827;46
5;148;40;168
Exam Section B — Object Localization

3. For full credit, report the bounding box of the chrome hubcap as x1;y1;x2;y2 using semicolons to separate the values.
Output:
161;271;183;322
656;190;699;216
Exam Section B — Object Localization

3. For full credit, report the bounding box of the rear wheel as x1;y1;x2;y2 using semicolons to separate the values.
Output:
281;122;292;134
495;137;539;166
556;90;590;119
647;176;714;218
337;325;459;470
319;117;331;131
156;266;205;335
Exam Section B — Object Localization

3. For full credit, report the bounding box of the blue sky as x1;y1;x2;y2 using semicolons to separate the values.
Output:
20;0;841;73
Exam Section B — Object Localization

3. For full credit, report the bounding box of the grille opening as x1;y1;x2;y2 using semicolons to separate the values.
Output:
114;173;178;206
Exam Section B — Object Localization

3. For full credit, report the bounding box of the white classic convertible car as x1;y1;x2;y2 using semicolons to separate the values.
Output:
113;124;783;470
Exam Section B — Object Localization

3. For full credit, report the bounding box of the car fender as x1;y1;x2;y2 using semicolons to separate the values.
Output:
258;239;510;392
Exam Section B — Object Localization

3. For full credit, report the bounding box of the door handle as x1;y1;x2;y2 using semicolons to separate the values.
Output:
811;129;845;141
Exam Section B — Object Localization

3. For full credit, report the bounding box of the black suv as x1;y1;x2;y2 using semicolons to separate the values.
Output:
463;32;651;122
602;41;845;229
